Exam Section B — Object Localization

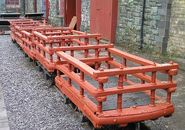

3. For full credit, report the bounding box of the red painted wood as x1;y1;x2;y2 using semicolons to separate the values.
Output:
76;0;81;30
66;0;76;26
34;0;37;13
46;0;49;21
90;0;118;42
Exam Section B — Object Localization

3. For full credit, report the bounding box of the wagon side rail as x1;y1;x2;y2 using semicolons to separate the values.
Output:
31;30;102;72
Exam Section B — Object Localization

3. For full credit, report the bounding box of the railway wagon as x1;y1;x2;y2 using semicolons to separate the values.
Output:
54;42;178;128
9;19;179;129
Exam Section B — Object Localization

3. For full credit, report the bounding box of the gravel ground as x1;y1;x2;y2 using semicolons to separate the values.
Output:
0;32;185;130
0;33;89;130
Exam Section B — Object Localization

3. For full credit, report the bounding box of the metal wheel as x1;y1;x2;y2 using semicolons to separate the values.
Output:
79;112;88;123
12;39;16;43
63;95;70;104
25;53;28;57
44;73;50;80
38;66;43;72
29;57;33;62
70;102;78;111
50;76;55;85
135;122;140;130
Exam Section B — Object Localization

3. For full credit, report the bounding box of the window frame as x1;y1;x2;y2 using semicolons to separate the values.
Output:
5;0;20;8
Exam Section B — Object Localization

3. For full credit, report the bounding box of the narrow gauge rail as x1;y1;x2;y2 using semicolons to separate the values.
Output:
9;19;179;129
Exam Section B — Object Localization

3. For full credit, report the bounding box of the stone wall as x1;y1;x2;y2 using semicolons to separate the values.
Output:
26;0;41;13
19;0;25;15
168;1;185;58
80;0;91;33
24;0;41;14
80;0;174;55
48;0;61;27
155;0;172;55
116;0;162;52
27;0;34;13
0;0;6;13
37;0;41;13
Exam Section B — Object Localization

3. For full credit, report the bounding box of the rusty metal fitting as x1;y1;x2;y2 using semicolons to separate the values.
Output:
97;77;108;83
168;69;178;75
96;96;107;102
168;87;176;93
120;65;124;69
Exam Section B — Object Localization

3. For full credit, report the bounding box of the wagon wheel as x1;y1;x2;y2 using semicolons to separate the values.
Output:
0;30;5;35
70;102;78;111
63;95;70;104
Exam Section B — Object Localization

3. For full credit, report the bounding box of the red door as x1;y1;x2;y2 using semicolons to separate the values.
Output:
90;0;118;42
60;0;81;30
66;0;76;26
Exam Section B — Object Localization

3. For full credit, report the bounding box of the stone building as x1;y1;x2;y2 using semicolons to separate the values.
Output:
81;0;185;58
0;0;184;58
80;0;173;56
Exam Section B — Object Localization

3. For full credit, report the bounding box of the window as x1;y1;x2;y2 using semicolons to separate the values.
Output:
5;0;20;8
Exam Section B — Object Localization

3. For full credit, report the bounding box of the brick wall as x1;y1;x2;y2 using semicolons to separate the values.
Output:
168;1;185;58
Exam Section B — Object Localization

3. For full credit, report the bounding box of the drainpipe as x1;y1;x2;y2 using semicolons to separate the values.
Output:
139;0;146;49
23;0;25;15
34;0;37;13
27;0;29;13
46;0;50;21
64;0;67;26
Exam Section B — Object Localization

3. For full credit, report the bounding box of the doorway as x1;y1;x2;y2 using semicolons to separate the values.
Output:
65;0;76;27
61;0;81;30
41;0;49;21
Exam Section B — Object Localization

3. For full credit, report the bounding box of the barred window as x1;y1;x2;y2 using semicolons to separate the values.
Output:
5;0;20;8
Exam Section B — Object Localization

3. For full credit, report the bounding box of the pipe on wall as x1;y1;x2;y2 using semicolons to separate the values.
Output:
46;0;49;21
27;0;29;13
139;0;146;49
23;0;25;15
34;0;37;13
